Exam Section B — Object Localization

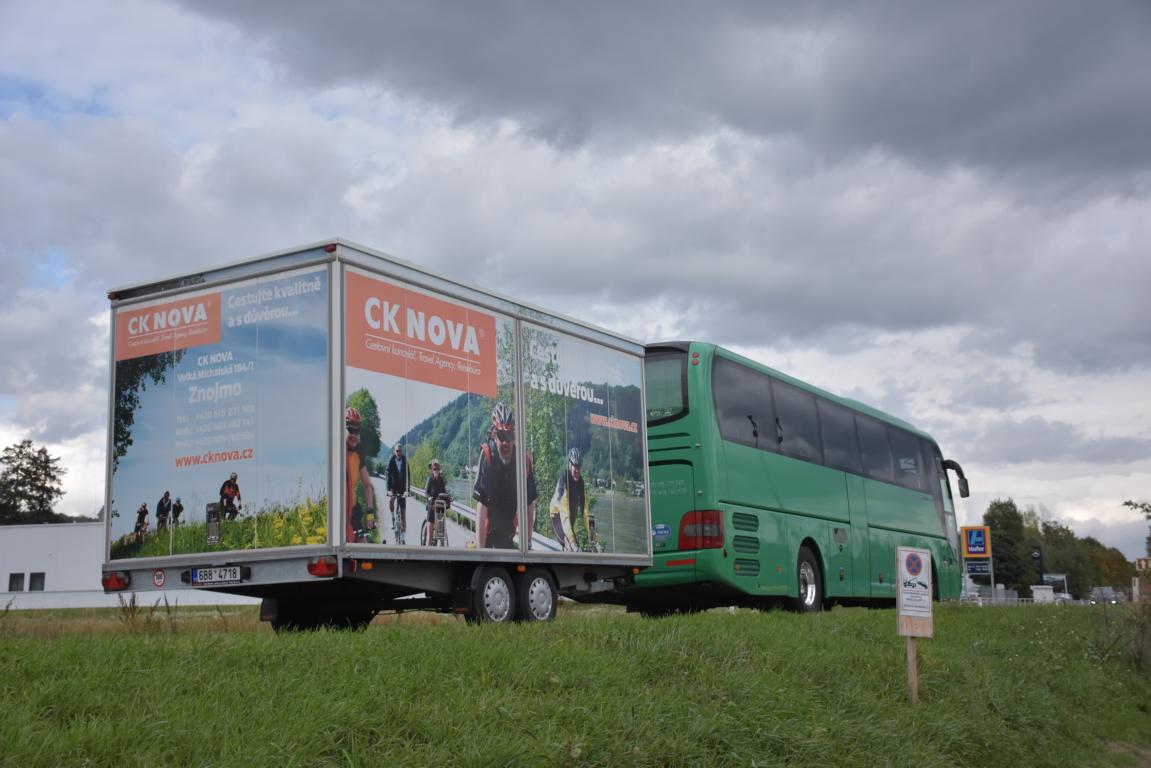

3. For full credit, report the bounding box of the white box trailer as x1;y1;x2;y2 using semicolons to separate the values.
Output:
101;239;651;627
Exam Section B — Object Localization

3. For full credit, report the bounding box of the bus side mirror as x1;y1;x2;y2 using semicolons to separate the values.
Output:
942;458;970;498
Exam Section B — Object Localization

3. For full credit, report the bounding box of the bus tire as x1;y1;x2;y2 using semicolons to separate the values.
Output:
794;547;823;613
516;567;558;622
467;565;516;624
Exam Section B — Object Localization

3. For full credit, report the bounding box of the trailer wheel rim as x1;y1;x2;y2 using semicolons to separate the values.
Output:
526;576;554;621
799;559;817;609
482;576;512;622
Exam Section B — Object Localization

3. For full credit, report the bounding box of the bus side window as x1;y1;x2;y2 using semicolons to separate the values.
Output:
817;399;862;474
713;357;775;450
889;429;927;491
856;415;893;483
770;379;822;463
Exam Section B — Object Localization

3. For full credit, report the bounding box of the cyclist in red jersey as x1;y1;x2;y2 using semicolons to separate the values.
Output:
345;407;377;543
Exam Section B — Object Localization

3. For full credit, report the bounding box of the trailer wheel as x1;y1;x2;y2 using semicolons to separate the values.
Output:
793;546;823;613
516;568;558;622
467;566;516;624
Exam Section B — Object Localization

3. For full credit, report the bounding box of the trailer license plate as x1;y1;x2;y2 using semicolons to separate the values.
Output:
191;566;242;585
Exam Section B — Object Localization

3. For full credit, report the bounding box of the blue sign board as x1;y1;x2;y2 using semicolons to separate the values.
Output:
962;526;991;558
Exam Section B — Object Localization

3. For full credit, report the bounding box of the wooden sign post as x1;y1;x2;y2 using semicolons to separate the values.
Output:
897;547;933;704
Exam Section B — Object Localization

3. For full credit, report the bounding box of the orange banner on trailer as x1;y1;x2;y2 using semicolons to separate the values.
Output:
345;271;497;397
114;293;222;361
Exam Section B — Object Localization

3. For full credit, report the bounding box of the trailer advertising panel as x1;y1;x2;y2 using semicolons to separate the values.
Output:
522;325;647;555
344;267;516;549
108;265;330;560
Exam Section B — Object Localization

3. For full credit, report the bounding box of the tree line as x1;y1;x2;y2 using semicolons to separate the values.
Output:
975;498;1135;599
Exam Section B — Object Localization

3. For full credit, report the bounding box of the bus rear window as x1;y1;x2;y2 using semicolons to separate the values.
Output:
645;350;687;424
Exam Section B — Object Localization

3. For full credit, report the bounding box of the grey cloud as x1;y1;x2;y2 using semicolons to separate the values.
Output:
962;416;1151;465
179;1;1151;179
353;135;1149;372
948;373;1031;412
1072;517;1148;561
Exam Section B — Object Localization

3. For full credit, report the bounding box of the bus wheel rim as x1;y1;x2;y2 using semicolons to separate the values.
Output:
799;561;816;606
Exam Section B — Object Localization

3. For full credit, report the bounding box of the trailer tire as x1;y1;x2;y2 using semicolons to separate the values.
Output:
467;566;516;624
516;567;558;622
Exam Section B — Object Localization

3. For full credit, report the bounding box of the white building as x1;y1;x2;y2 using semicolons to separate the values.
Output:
1;522;256;609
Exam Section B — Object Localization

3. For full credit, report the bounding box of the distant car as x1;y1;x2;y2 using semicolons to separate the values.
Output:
1089;587;1120;605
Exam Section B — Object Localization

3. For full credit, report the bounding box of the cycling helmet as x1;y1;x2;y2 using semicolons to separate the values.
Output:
175;497;181;503
429;459;441;470
567;447;582;467
345;407;362;428
491;402;515;431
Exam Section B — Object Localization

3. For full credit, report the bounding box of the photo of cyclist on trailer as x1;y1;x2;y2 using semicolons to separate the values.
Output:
155;490;172;531
386;442;411;545
133;502;149;541
474;402;537;549
218;472;242;520
549;447;592;552
345;407;378;543
423;458;450;547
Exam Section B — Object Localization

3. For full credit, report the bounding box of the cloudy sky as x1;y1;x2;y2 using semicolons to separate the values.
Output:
2;0;1148;558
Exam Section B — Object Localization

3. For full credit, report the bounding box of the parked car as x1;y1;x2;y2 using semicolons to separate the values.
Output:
1089;586;1122;605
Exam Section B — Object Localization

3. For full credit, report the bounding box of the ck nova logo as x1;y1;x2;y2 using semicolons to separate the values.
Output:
363;297;482;356
346;271;497;397
115;294;221;361
128;302;210;336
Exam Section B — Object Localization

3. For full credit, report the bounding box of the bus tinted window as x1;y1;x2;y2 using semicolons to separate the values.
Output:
645;350;687;423
713;357;774;448
857;415;893;482
889;429;927;491
818;399;862;473
771;380;822;463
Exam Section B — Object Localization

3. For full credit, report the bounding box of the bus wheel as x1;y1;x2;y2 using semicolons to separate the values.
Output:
794;547;823;613
516;567;557;622
467;565;516;624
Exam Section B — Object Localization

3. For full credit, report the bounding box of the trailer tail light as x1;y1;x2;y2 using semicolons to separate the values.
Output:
101;571;131;591
679;510;724;550
306;556;338;577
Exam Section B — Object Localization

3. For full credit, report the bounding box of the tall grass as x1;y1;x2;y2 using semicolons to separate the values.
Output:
1;604;1148;767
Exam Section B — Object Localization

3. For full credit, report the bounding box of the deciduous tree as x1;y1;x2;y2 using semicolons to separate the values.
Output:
982;498;1038;595
1123;500;1151;557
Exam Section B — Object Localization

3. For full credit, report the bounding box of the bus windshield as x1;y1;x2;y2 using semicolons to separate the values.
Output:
645;349;687;424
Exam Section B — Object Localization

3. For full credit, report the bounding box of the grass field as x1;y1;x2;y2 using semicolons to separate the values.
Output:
1;602;1149;767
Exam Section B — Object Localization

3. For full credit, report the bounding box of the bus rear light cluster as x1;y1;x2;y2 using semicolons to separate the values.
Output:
679;510;724;549
306;556;338;577
101;571;131;591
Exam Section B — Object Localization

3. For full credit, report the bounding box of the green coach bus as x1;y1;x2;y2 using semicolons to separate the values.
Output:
625;342;970;614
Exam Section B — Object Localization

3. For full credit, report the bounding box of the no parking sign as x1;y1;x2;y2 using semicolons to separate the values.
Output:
897;547;933;637
897;546;933;704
